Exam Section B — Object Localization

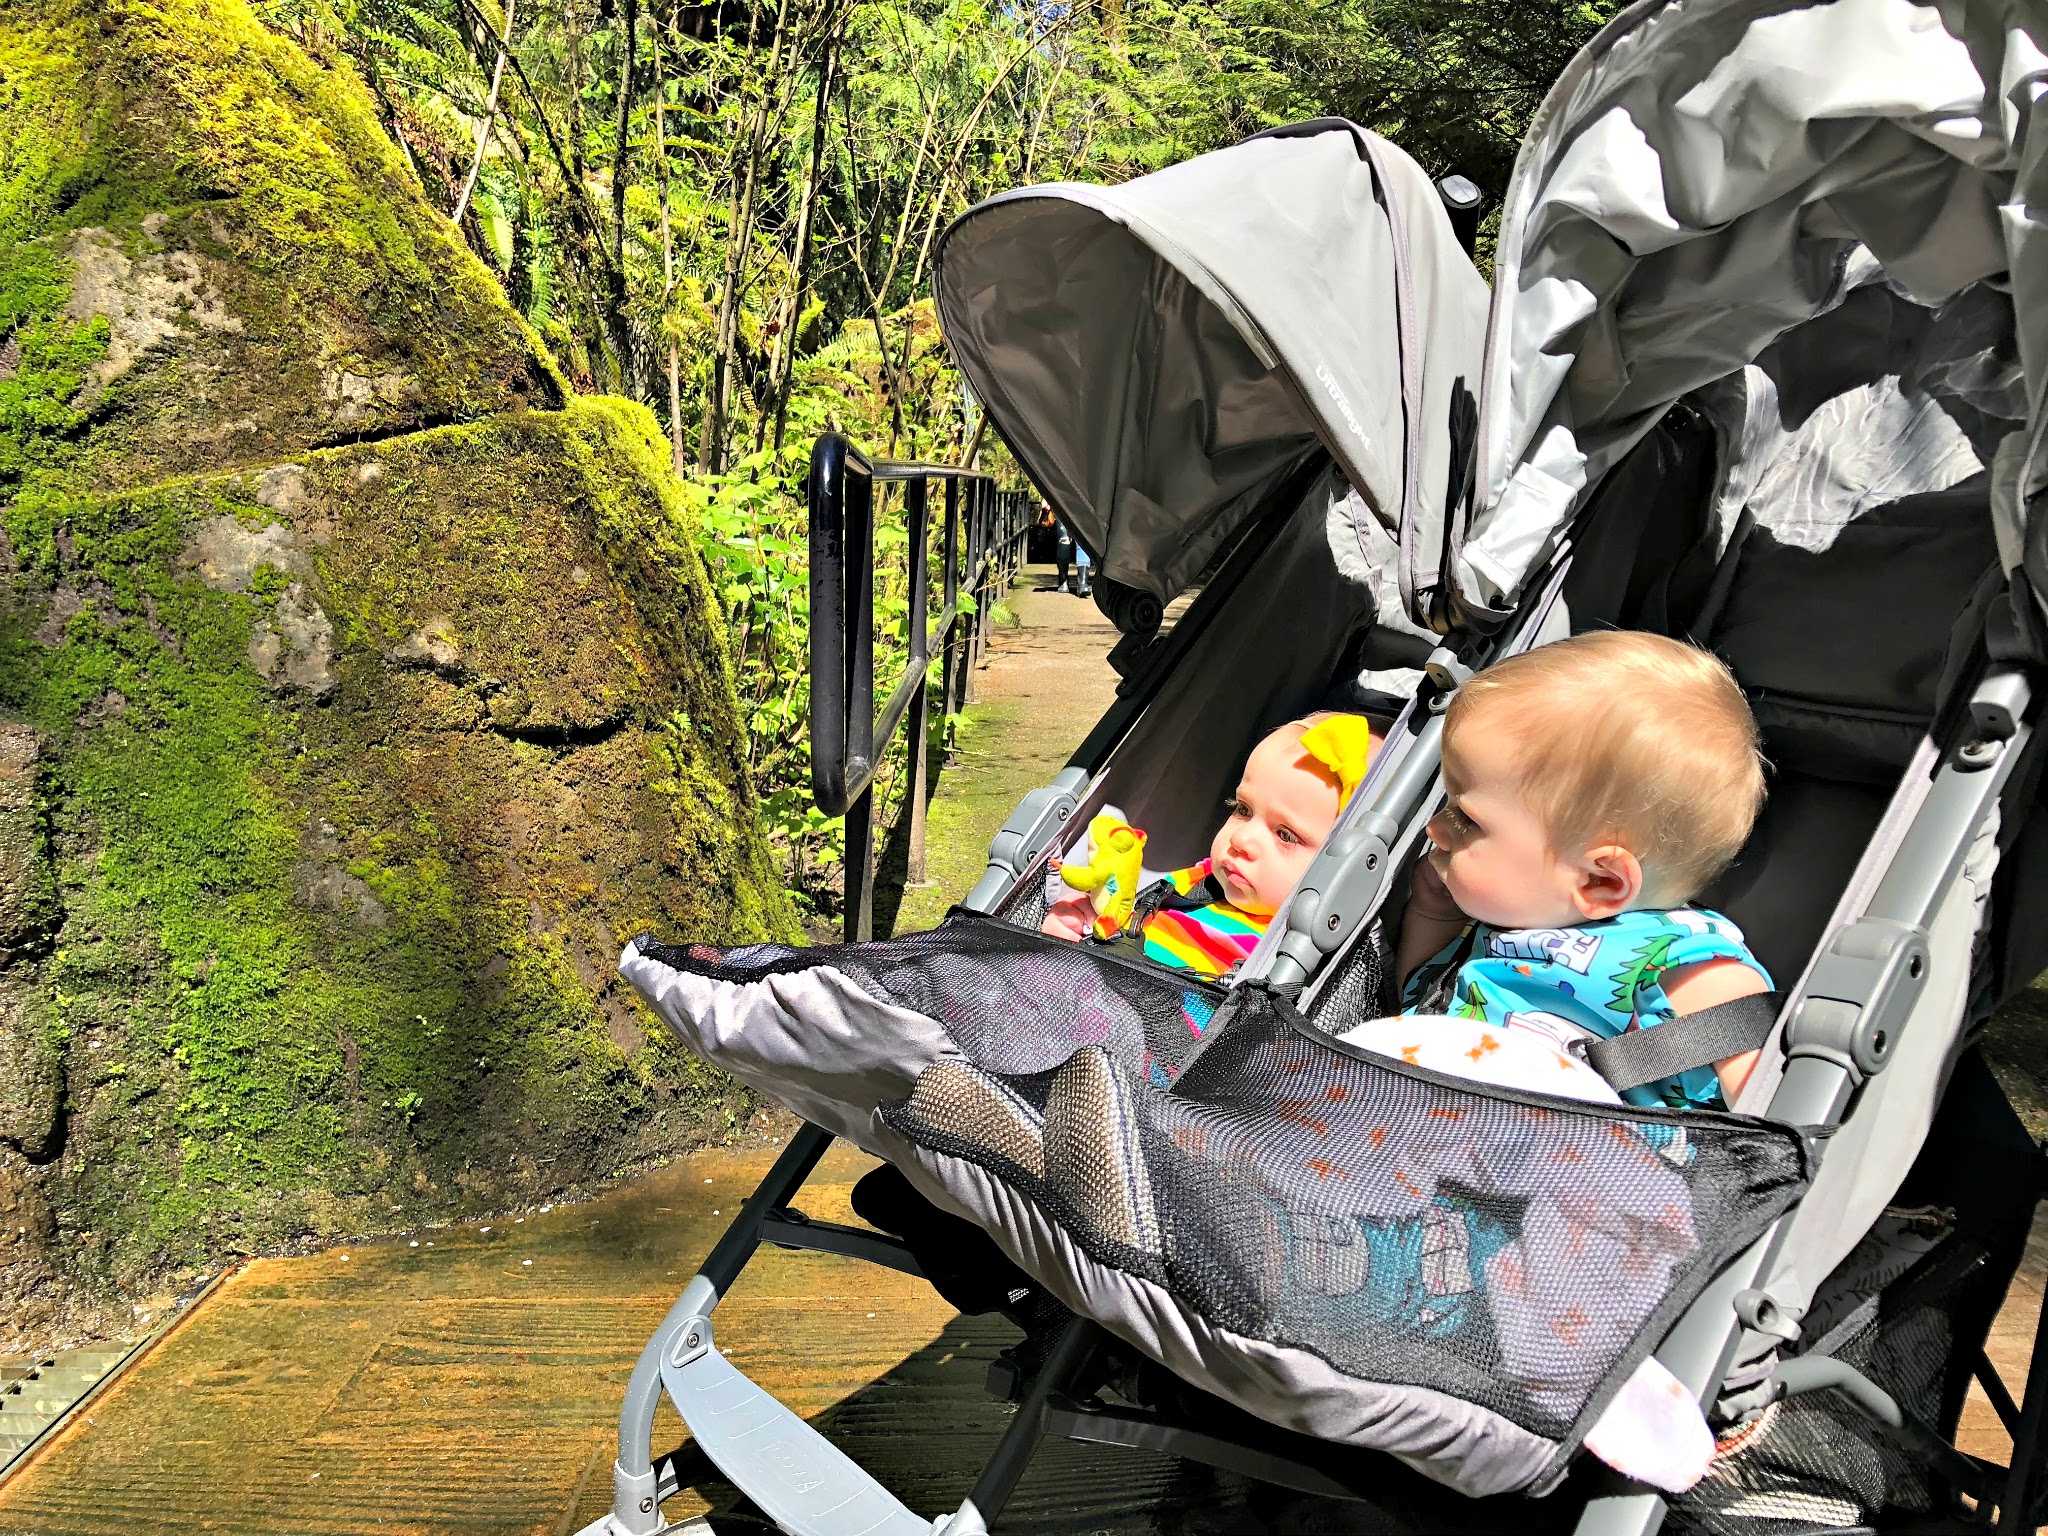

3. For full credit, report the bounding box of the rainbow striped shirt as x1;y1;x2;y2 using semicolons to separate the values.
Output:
1138;861;1271;977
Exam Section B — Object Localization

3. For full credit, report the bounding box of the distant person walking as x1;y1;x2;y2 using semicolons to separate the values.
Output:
1050;503;1092;598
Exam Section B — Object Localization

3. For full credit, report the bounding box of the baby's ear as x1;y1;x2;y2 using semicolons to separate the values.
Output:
1573;844;1644;920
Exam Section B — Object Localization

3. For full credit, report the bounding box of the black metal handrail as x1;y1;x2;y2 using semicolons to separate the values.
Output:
808;431;1032;941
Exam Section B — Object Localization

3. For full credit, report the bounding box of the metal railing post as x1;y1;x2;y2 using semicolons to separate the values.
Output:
941;477;963;744
903;479;933;889
967;481;990;702
806;432;1015;941
844;789;875;943
843;462;878;944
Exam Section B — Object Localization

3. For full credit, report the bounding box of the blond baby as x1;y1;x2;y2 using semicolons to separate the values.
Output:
1395;631;1771;1109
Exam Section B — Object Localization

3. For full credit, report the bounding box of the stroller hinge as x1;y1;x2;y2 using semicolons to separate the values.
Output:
1785;917;1929;1083
967;768;1090;910
1421;643;1474;695
1731;1287;1802;1344
1714;1287;1807;1422
1273;812;1400;981
604;1459;665;1536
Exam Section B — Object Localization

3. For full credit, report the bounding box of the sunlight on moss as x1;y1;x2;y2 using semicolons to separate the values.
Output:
0;0;797;1325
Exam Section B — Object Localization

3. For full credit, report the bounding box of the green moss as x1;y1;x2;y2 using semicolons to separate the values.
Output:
0;0;794;1310
0;398;795;1277
0;0;568;499
0;243;109;492
0;15;117;247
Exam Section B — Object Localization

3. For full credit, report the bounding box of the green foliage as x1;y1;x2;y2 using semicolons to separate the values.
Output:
0;15;120;245
0;0;567;515
238;0;1613;909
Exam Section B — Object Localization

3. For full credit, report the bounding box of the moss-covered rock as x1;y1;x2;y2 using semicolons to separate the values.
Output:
0;0;566;491
0;0;795;1343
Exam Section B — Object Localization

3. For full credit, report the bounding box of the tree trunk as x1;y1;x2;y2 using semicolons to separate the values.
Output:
448;0;611;300
1019;41;1071;183
651;37;685;475
702;0;793;474
605;0;639;395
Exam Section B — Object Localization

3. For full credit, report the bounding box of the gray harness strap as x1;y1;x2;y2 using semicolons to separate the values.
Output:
1581;992;1782;1094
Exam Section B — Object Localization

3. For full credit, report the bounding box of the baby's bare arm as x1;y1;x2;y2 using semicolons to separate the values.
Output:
1661;957;1771;1104
1396;855;1468;986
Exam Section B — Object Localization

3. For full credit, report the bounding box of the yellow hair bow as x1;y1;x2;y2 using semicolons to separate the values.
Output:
1298;714;1376;808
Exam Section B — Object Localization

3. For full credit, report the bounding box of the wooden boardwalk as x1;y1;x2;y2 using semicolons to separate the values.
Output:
0;1133;1241;1536
0;1127;2038;1536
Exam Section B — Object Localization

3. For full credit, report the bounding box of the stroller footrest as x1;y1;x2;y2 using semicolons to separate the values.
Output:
658;1314;938;1536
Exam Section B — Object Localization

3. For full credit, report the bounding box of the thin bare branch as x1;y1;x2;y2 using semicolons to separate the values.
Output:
450;0;516;225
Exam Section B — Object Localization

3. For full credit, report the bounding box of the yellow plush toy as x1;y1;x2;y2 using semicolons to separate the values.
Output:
1056;814;1149;938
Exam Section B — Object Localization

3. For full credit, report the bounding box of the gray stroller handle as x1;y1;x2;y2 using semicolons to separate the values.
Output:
1575;660;2035;1536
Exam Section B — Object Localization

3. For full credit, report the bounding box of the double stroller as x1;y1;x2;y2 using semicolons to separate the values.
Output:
581;1;2048;1531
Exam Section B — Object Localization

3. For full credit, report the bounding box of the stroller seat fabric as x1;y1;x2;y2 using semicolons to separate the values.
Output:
623;917;1233;1155
625;913;1811;1496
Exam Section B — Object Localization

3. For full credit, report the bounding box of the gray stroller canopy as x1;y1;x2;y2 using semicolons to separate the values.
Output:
1459;0;2048;626
933;120;1489;611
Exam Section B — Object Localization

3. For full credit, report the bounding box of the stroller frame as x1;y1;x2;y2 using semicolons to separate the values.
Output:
582;490;2048;1534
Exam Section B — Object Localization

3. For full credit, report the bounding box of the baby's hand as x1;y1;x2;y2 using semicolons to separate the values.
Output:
1041;896;1094;942
1407;851;1463;920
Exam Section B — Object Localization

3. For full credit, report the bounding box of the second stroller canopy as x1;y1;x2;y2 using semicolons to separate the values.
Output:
933;120;1490;613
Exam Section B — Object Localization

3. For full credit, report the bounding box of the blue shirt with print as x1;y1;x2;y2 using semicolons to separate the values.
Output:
1400;906;1771;1110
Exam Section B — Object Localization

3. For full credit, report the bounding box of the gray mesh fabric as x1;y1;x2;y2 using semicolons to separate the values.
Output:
636;913;1225;1090
636;916;1811;1490
1669;1208;2007;1533
882;984;1807;1458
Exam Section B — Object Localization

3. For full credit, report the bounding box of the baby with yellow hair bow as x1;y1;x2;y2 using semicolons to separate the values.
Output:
1042;712;1378;978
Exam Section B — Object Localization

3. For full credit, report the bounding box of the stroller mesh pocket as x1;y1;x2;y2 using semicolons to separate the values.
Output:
638;912;1811;1488
1670;1209;2009;1534
639;910;1229;1084
878;966;1810;1462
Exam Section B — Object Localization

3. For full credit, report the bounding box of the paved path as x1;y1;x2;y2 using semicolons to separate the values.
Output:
2;566;2042;1534
887;566;1124;936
